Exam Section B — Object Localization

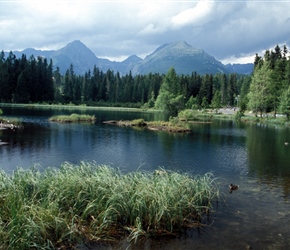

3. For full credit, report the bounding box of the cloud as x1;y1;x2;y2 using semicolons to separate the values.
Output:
172;0;215;28
0;0;289;64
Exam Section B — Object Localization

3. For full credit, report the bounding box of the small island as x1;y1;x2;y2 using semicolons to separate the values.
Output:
103;118;191;133
49;113;96;123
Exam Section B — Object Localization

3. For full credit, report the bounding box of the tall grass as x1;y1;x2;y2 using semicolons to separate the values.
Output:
146;119;191;132
0;162;219;249
49;113;96;123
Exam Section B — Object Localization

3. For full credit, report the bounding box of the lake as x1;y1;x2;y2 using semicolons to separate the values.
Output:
1;105;290;249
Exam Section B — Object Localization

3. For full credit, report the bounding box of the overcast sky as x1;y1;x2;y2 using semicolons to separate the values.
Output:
1;0;290;64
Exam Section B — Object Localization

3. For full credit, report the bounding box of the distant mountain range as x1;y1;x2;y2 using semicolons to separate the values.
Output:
4;40;253;76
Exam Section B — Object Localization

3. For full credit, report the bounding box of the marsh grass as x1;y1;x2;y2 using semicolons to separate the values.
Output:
0;162;219;249
240;115;290;127
104;119;191;133
146;119;191;133
49;113;96;123
178;109;241;122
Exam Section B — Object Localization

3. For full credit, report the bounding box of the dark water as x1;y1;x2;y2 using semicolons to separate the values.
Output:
1;105;290;249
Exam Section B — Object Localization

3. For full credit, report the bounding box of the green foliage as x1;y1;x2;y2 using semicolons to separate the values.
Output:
146;119;191;132
235;110;243;121
211;90;222;111
248;44;290;117
248;60;272;116
155;68;185;116
0;53;54;104
279;86;290;119
0;51;251;113
0;109;2;115
49;113;96;123
185;96;199;109
0;162;219;248
131;118;146;126
143;91;155;109
239;97;247;112
178;109;199;121
201;96;209;109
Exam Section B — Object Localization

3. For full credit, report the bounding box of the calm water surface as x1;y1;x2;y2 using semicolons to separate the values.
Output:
1;105;290;249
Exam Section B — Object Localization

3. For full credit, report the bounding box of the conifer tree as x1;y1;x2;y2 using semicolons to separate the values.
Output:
155;67;184;116
248;60;272;116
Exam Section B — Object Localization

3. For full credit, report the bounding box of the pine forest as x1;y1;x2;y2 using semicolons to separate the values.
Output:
0;44;290;118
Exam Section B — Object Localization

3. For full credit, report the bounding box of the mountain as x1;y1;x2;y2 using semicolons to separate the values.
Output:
132;41;229;75
112;55;143;75
51;40;113;75
5;48;55;60
3;40;252;76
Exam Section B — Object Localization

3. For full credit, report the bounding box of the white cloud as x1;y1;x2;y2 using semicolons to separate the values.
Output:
221;55;256;65
172;0;215;28
0;0;290;64
139;23;163;35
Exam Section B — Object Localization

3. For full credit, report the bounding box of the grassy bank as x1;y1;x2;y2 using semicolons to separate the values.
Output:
178;109;236;121
178;109;290;127
49;113;96;123
0;162;219;249
0;103;162;113
240;115;290;126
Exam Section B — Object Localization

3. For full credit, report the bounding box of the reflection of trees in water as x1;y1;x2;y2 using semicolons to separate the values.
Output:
281;176;290;198
246;125;290;196
157;131;186;152
0;124;52;156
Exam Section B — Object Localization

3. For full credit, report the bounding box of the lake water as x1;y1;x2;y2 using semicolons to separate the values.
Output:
1;105;290;249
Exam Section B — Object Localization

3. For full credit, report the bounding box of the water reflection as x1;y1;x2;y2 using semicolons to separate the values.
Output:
1;105;290;249
246;125;290;178
1;105;290;187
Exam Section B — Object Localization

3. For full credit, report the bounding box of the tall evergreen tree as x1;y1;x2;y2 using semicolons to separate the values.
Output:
155;67;184;116
228;73;237;106
0;51;9;102
248;60;272;116
14;70;30;103
197;74;213;106
63;64;75;103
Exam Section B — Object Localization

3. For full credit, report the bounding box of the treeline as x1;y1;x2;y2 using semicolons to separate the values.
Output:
0;50;250;111
57;65;249;111
0;51;54;103
248;45;290;118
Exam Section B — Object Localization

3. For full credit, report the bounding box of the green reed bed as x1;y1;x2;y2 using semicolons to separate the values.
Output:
49;113;96;123
0;162;219;249
146;120;191;133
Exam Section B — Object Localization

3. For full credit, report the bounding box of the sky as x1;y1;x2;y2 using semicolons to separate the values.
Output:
1;0;290;64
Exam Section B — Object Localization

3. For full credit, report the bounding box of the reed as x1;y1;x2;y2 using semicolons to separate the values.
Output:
0;162;219;249
49;113;96;123
146;119;191;133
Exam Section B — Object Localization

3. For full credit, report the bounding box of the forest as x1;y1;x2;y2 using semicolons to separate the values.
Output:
0;44;289;117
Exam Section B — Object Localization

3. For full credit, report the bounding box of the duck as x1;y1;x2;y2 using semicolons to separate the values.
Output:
285;142;289;146
229;183;239;193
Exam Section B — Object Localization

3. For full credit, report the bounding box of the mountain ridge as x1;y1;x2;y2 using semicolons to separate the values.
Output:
3;40;253;75
132;41;228;75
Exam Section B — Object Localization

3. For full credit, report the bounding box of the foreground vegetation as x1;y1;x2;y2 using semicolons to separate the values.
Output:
0;162;219;249
49;113;96;123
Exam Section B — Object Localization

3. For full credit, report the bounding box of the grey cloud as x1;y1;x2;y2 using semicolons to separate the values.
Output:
1;1;289;64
